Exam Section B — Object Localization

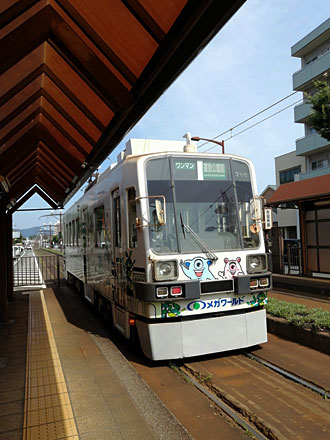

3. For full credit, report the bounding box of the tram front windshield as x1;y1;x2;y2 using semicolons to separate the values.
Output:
146;156;260;254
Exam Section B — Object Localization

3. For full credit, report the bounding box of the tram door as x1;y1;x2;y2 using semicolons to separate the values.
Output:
112;189;125;308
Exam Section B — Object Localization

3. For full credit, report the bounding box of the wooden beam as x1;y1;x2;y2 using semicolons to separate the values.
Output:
6;212;13;302
0;203;8;322
122;0;166;43
0;5;52;75
0;0;40;28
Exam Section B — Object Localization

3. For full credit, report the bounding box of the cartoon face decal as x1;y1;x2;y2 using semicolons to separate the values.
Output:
180;256;217;280
218;257;244;279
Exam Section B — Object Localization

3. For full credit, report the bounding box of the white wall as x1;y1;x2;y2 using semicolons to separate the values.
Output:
275;151;306;186
275;151;306;233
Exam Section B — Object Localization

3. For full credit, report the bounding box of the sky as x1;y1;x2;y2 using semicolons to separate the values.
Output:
14;0;330;231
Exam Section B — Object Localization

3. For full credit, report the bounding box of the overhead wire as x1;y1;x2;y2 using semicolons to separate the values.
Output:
197;91;301;152
223;98;303;142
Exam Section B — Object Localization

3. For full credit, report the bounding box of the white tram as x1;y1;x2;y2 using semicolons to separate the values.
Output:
64;136;272;360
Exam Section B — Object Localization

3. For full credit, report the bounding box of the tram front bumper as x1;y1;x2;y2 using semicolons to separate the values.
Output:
136;308;267;360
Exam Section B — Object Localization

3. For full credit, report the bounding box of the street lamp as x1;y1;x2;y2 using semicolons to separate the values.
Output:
191;136;225;154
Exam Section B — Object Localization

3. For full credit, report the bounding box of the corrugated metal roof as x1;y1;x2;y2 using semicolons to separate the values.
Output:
267;174;330;206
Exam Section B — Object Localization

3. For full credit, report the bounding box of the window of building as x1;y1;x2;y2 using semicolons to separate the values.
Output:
311;159;328;170
286;226;297;239
279;166;301;184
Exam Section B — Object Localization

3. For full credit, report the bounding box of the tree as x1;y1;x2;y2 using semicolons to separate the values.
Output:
306;80;330;141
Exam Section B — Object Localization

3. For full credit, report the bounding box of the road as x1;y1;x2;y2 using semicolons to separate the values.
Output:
13;248;63;289
13;248;45;288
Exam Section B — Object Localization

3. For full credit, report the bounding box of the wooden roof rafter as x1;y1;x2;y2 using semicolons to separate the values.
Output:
0;0;246;210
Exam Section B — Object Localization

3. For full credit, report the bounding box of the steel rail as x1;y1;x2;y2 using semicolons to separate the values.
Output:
244;351;330;399
177;365;270;440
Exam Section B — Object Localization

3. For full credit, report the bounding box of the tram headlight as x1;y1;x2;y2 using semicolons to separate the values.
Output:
247;254;267;274
153;260;178;281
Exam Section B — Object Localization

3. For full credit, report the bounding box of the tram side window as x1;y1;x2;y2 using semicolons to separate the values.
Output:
127;187;138;248
69;222;72;246
95;206;105;247
76;218;80;246
72;220;76;246
82;208;89;247
113;193;121;247
232;160;259;248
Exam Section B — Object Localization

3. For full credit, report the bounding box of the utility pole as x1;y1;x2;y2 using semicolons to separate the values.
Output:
39;210;63;250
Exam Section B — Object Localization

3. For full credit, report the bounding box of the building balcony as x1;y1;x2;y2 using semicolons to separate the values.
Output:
294;101;312;123
296;132;330;156
292;51;330;91
291;18;330;58
300;166;330;180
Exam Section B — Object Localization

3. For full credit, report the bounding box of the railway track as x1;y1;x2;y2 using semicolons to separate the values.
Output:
170;347;330;440
77;284;330;439
173;363;270;440
64;282;330;439
173;348;330;440
243;351;330;400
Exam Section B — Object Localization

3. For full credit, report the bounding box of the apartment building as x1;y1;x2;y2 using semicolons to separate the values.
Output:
292;17;330;177
269;18;330;276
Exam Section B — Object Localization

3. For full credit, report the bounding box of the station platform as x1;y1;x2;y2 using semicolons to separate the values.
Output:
272;273;330;299
1;280;329;439
270;288;330;311
0;286;191;440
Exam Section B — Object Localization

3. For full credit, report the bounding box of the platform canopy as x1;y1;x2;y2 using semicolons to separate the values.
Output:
0;0;246;209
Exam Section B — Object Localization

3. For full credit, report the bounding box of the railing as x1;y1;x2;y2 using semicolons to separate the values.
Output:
299;165;330;180
287;244;302;275
292;49;330;75
13;255;63;288
270;245;302;275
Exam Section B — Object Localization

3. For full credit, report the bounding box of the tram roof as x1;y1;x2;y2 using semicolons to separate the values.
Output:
0;0;245;210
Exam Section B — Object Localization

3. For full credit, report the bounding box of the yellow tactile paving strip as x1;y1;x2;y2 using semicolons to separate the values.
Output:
23;291;79;440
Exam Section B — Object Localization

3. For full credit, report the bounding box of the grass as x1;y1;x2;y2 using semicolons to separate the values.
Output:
40;247;64;256
266;297;330;333
169;362;192;384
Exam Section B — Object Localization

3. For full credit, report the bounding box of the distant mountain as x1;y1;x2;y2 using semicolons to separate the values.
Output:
19;226;42;238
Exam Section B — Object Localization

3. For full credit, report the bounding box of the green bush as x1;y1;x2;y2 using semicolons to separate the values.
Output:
266;297;330;333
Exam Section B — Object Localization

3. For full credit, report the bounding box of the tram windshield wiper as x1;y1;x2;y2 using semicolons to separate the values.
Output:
179;213;218;262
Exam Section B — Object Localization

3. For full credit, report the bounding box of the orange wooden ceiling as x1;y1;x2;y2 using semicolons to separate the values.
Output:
0;0;245;209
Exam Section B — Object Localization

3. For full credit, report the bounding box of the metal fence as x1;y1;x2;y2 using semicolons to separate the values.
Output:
287;244;302;275
270;245;302;275
13;255;62;287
